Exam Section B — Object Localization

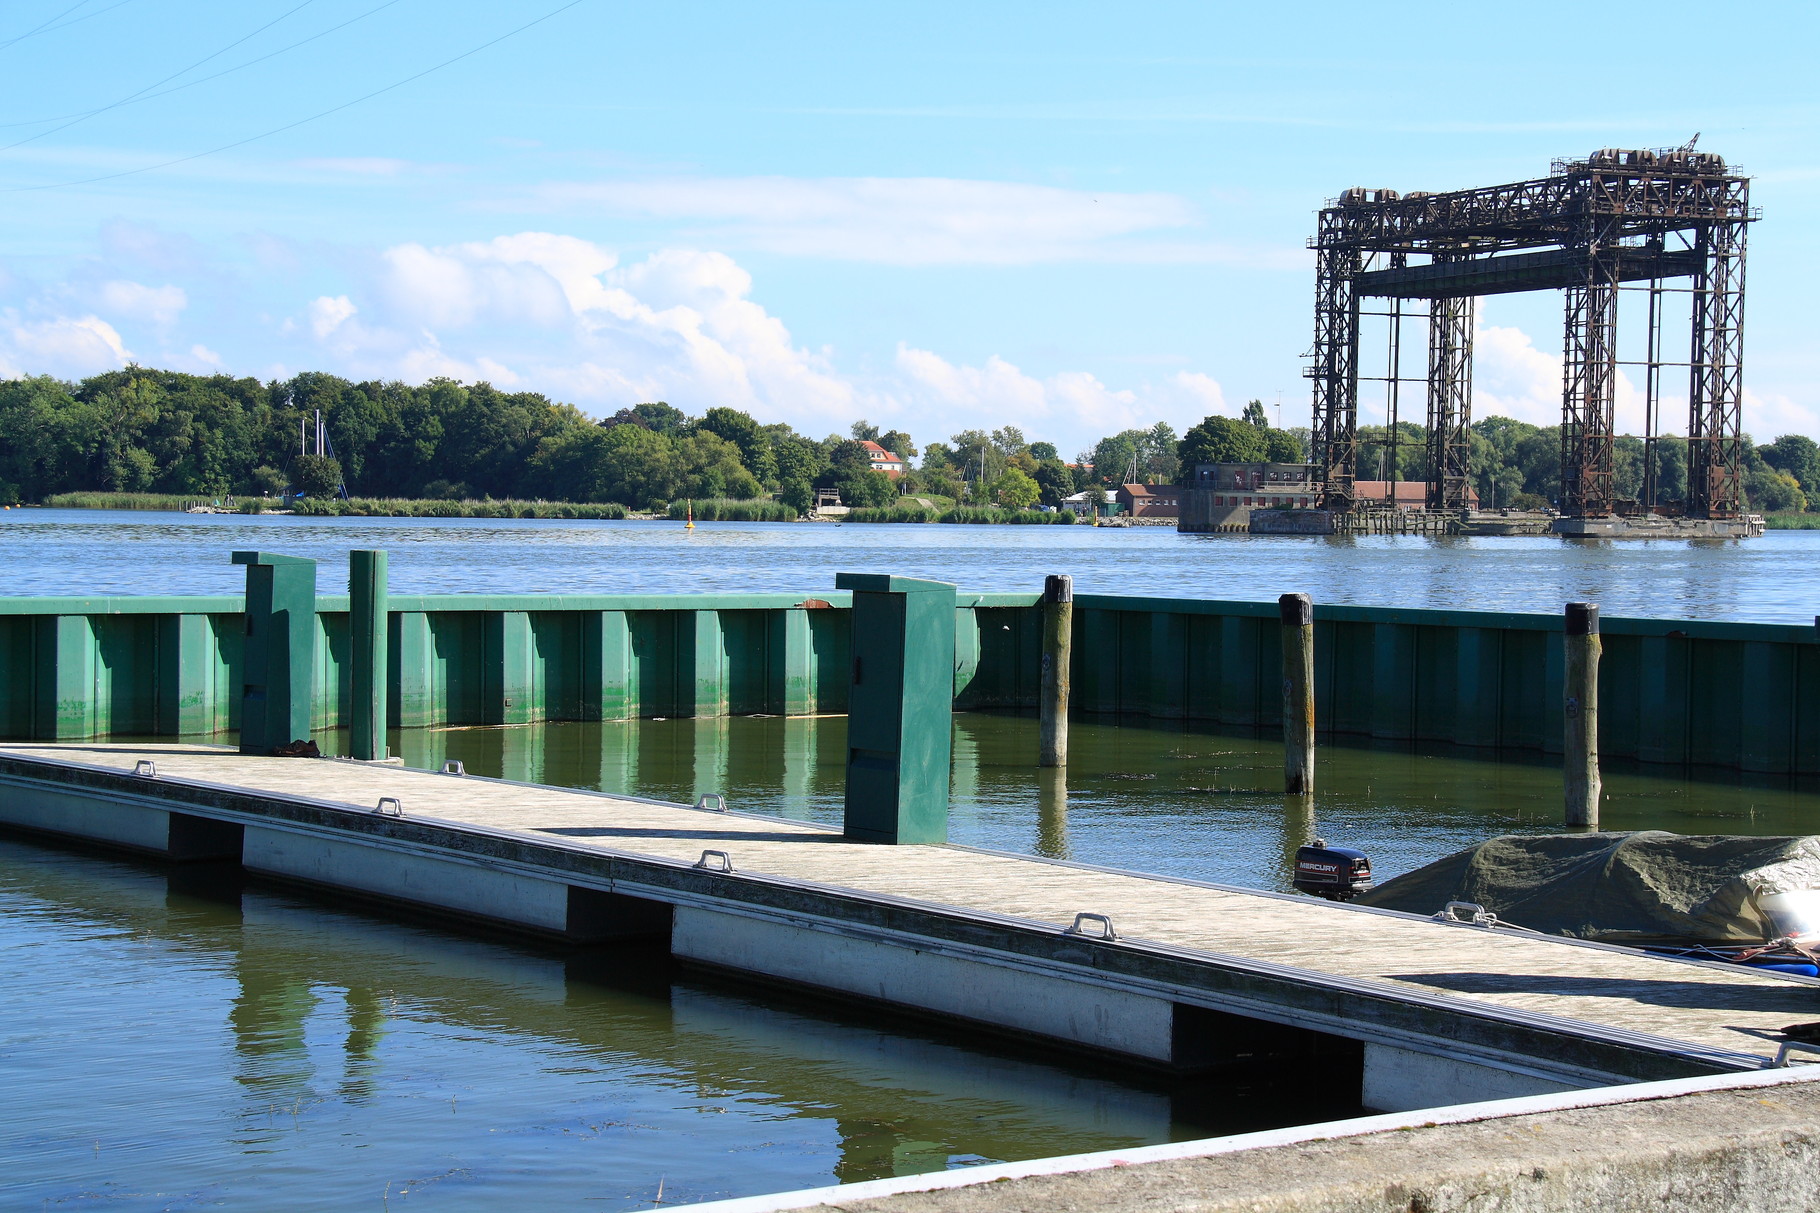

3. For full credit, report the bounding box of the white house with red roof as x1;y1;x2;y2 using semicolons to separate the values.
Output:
859;440;907;479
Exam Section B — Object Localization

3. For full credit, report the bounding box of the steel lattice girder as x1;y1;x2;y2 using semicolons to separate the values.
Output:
1308;150;1754;519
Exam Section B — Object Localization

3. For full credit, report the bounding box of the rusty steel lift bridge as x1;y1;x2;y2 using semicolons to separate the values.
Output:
1305;146;1755;527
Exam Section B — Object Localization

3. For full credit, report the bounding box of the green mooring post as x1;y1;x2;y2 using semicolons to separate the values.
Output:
232;552;317;755
349;549;389;761
835;572;956;844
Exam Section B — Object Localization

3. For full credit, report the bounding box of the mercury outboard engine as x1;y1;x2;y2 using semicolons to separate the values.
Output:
1293;838;1373;901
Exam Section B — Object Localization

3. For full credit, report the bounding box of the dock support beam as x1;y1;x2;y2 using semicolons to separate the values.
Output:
1564;601;1601;829
232;552;317;755
1280;593;1315;795
348;550;388;761
1039;574;1072;767
836;572;956;844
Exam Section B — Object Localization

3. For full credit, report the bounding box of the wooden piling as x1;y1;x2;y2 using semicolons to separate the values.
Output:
349;549;389;762
1279;593;1315;795
1564;601;1601;828
1039;574;1073;767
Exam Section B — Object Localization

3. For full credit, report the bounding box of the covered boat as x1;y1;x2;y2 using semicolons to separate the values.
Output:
1356;831;1820;946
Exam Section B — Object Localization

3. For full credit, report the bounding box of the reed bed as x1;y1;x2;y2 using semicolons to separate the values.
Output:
665;498;799;522
290;498;629;519
44;491;222;511
845;505;1074;524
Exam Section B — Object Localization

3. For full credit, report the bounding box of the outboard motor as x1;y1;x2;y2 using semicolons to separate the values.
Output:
1293;838;1373;901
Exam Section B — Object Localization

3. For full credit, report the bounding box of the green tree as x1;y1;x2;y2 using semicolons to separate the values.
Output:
990;426;1028;458
850;419;881;443
1090;431;1142;485
1028;441;1058;461
772;433;828;486
947;430;998;485
1143;421;1180;481
994;466;1040;509
1177;415;1267;469
1264;429;1303;463
292;454;342;497
1034;459;1072;507
632;401;687;434
1761;435;1820;506
676;430;762;500
1242;399;1269;428
698;406;778;484
1746;466;1806;512
778;478;815;515
877;429;917;459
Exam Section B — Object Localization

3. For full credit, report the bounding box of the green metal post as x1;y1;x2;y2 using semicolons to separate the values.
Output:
34;614;96;739
348;550;388;760
232;552;317;754
836;572;956;844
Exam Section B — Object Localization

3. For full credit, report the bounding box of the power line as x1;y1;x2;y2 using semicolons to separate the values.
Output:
0;1;95;53
0;0;138;52
6;0;588;194
0;1;320;152
0;0;406;130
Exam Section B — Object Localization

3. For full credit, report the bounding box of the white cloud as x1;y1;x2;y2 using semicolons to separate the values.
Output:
891;345;1224;449
1472;321;1560;426
271;231;1235;450
313;234;861;431
1474;317;1676;436
0;313;131;377
98;280;186;328
308;295;357;338
1744;388;1820;442
529;176;1209;265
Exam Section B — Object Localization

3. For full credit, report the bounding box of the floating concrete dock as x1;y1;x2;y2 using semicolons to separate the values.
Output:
3;742;1815;1117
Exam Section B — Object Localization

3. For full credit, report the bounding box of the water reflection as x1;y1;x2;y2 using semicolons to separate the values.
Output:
4;836;1359;1211
1035;765;1068;859
368;711;1820;890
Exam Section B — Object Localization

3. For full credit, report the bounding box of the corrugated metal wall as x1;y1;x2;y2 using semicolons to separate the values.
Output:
1;591;1812;774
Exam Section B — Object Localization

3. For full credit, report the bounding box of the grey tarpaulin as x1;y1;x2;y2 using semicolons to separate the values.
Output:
1356;831;1820;944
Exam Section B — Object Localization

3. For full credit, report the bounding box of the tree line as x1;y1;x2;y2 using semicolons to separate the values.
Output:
0;366;1813;513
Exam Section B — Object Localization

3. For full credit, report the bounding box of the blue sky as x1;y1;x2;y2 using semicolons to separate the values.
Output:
0;0;1813;456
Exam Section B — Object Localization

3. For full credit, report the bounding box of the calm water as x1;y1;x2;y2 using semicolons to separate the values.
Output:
343;712;1820;892
8;511;1820;1208
5;508;1820;622
0;835;1346;1212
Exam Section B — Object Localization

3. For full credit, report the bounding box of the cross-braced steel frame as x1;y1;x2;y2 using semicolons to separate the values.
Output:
1306;149;1755;518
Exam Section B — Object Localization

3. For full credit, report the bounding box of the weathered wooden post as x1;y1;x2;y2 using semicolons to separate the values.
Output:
232;552;317;755
1564;601;1601;828
1279;592;1315;795
348;549;389;762
836;572;956;844
1038;573;1073;767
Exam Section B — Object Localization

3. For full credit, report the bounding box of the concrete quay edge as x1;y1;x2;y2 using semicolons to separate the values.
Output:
689;1066;1820;1213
